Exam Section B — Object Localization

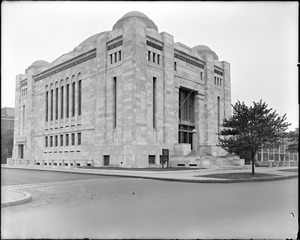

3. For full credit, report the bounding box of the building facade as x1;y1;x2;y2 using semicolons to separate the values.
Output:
1;107;14;133
1;107;15;163
256;145;298;167
10;11;234;168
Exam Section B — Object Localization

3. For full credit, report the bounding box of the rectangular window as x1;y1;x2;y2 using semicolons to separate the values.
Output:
269;150;274;160
50;136;53;147
148;51;151;61
104;155;110;166
78;133;81;145
214;77;216;85
119;51;121;61
45;136;48;147
66;134;69;146
66;84;69;118
200;72;203;80
71;133;75;145
56;88;58;120
149;155;155;165
174;62;177;71
55;135;58;147
110;54;113;64
72;82;75;117
113;77;117;128
23;105;25;130
153;77;157;128
60;135;63;146
153;52;156;63
157;54;160;65
257;151;262;161
217;96;220;134
51;90;53;120
61;86;64;119
78;81;81;116
114;52;117;63
46;91;48;121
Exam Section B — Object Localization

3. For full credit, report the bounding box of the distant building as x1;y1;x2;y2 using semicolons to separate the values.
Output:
1;107;14;164
256;144;298;167
1;107;14;132
10;11;238;168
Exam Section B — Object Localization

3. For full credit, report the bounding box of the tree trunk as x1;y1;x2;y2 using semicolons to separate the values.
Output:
251;150;255;175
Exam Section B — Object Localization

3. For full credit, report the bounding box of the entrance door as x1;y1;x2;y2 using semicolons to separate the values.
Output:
18;144;24;159
178;88;195;150
178;125;194;150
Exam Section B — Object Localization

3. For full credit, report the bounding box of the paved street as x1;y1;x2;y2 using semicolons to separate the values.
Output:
1;168;123;186
1;168;298;239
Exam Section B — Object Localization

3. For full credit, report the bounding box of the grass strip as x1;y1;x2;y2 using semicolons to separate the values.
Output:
198;172;279;179
79;167;203;171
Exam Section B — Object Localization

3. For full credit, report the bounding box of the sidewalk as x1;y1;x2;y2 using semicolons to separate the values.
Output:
1;165;298;207
1;188;32;208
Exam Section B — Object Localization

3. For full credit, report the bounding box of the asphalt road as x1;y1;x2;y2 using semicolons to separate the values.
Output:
1;168;123;186
1;169;298;239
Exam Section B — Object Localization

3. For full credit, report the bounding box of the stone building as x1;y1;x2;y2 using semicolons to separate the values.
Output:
10;11;240;168
1;107;14;133
1;107;15;163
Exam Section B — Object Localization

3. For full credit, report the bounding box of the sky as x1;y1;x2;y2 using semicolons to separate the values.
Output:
1;1;298;130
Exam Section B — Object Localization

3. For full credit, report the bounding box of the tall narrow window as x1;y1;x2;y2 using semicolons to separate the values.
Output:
114;52;117;63
220;79;222;87
61;86;64;119
78;133;81;145
217;96;220;134
72;82;75;117
113;77;117;128
46;91;48;121
60;135;63;146
200;72;203;80
66;134;69;146
50;90;53;120
153;77;157;128
174;62;177;71
148;51;151;61
157;55;160;65
66;84;69;117
119;51;121;61
23;105;25;130
214;77;216;85
50;136;53;147
55;135;58;147
55;88;58;120
78;80;81;115
110;54;113;64
153;52;156;63
45;136;48;147
104;155;110;166
71;133;75;145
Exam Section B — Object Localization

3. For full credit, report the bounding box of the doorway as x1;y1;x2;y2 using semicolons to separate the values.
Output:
18;144;24;159
178;88;195;149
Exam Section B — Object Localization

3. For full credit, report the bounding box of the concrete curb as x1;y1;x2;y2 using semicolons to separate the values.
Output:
152;174;298;184
2;165;298;184
1;189;32;208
